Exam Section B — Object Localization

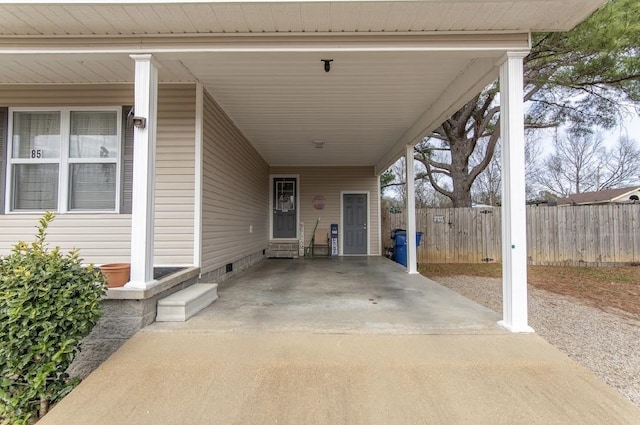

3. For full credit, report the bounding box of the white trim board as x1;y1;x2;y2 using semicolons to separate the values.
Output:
0;33;531;55
193;82;203;269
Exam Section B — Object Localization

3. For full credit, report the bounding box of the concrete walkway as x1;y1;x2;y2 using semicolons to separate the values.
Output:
40;258;640;425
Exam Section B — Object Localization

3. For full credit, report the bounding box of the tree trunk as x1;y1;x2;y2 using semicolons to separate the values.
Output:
450;179;473;207
39;397;49;419
450;190;472;207
449;140;473;207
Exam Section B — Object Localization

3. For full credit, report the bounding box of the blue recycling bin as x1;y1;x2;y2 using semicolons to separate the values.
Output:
391;229;424;267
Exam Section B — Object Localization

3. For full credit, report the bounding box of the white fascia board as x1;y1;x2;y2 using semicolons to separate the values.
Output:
0;32;530;55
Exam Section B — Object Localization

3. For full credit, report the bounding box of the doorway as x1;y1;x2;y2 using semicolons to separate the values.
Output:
272;177;297;239
342;193;368;255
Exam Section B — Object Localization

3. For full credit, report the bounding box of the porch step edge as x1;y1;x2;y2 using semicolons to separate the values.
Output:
156;283;218;322
267;242;300;259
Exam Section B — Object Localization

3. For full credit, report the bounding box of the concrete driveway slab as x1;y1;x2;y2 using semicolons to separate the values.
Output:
36;258;640;424
151;257;503;334
40;332;640;425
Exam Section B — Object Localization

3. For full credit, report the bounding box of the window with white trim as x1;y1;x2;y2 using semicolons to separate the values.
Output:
7;107;121;213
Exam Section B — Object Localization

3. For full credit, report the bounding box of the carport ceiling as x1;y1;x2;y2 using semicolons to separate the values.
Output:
0;47;517;168
0;1;604;35
0;0;607;170
181;50;496;167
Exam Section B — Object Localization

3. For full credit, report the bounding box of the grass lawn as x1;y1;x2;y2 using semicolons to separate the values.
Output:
420;263;640;318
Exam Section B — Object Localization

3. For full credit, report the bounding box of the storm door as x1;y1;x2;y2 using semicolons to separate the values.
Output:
273;177;297;238
343;193;367;254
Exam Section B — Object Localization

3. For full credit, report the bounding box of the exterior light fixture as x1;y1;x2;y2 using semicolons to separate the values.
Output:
127;108;147;129
321;59;333;72
131;116;147;129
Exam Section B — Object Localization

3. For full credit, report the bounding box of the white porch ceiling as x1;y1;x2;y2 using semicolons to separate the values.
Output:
181;50;490;167
0;53;194;83
0;48;508;169
0;0;604;36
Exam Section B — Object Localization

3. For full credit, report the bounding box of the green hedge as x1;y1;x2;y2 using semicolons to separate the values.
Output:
0;212;106;424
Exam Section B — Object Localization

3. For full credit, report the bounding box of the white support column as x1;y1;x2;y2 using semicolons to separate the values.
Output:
405;146;418;274
498;52;533;333
126;54;159;289
193;82;204;269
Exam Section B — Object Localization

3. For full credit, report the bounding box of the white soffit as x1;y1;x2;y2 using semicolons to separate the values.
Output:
0;1;606;36
178;50;498;167
0;54;194;83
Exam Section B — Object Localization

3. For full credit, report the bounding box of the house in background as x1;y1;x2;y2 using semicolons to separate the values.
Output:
0;0;607;347
556;186;640;206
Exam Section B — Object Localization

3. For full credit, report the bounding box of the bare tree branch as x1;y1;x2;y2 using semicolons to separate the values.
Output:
469;129;501;182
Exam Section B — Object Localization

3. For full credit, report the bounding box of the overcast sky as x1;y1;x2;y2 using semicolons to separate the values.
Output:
619;112;640;142
538;106;640;154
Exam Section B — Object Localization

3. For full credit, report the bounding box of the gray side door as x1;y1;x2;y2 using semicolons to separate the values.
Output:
273;177;297;238
343;193;367;254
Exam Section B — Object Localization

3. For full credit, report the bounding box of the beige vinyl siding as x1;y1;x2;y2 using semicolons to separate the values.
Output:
270;166;380;255
0;84;196;266
201;90;269;274
0;215;132;263
154;84;196;265
0;85;134;106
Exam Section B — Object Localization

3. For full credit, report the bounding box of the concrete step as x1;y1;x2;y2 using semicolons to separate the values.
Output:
267;242;299;259
156;283;218;322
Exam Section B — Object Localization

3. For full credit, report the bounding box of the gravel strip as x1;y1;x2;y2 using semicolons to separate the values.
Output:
433;275;640;408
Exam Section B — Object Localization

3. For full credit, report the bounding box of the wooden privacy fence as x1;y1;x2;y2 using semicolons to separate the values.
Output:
381;204;640;266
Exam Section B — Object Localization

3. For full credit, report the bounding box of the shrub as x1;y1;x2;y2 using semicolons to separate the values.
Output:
0;212;106;424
